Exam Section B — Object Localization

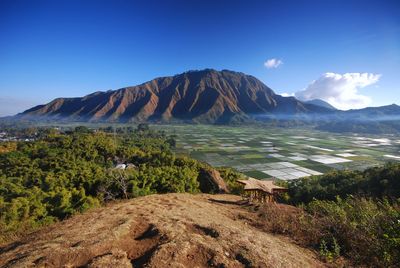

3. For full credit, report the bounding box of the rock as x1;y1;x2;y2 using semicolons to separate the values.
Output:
198;168;229;194
126;163;137;169
115;163;126;170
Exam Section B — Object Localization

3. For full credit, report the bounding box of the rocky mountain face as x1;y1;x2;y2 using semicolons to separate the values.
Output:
19;69;327;123
18;68;399;125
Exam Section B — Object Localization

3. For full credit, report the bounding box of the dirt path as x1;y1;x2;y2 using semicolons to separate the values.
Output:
0;193;325;267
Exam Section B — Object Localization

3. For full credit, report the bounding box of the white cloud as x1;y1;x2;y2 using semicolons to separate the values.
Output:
281;92;294;97
294;72;381;110
264;58;283;69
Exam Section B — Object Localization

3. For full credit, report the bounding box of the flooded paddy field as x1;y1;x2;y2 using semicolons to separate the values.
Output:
154;124;400;180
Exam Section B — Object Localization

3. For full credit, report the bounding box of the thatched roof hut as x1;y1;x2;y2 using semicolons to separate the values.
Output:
237;177;287;203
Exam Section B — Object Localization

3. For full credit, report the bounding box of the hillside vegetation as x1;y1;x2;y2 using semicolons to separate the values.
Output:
274;164;400;267
288;163;400;203
0;125;239;242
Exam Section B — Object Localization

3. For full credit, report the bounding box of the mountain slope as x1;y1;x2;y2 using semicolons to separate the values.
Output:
304;99;337;110
19;69;327;123
339;104;400;119
0;193;324;267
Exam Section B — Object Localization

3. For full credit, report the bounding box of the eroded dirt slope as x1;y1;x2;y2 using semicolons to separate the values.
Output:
0;194;325;267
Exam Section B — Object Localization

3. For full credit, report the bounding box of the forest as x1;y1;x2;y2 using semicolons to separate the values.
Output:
0;125;234;242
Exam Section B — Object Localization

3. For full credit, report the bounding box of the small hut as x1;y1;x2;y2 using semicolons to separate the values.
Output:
237;177;287;203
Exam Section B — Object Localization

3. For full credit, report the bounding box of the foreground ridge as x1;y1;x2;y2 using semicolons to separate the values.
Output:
0;193;324;267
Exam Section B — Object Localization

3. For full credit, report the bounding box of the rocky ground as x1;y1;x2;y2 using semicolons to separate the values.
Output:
0;193;325;268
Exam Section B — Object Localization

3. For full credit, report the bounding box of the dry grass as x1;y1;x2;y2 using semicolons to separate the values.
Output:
0;193;325;268
238;202;361;267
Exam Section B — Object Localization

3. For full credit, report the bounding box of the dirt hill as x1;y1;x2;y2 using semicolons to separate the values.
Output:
0;193;325;267
19;69;325;123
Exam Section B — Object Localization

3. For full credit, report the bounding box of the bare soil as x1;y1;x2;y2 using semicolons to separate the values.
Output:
0;194;326;267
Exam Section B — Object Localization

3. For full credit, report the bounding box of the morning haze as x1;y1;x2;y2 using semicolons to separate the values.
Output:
0;1;399;267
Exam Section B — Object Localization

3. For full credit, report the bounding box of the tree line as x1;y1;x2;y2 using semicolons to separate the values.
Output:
0;125;241;242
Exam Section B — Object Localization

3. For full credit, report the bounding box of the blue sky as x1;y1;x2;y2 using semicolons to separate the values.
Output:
0;0;399;115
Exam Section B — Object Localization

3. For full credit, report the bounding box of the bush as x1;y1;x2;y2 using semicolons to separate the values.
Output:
284;163;400;266
256;197;400;267
217;167;244;194
306;197;400;267
288;163;400;204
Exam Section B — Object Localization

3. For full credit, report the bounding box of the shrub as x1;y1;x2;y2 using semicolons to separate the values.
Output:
217;167;244;194
256;197;400;267
288;163;400;204
305;197;400;266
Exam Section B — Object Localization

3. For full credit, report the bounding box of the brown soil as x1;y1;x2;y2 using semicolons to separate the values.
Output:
0;194;326;267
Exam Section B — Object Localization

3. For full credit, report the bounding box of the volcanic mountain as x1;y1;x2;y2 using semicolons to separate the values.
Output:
19;69;328;123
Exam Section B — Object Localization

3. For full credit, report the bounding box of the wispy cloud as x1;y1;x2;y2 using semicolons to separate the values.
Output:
294;72;381;110
264;58;283;69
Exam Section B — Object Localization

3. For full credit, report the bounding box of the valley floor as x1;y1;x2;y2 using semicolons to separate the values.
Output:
155;124;399;180
0;193;325;268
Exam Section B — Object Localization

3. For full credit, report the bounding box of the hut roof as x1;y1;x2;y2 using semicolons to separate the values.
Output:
237;177;287;194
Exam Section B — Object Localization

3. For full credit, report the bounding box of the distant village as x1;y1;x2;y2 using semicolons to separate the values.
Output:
0;131;36;142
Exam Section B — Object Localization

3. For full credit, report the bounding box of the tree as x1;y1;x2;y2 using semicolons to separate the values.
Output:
136;123;149;132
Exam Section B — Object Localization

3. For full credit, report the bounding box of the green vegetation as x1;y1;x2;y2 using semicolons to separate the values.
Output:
317;120;400;134
271;164;400;267
0;125;237;242
256;196;399;267
226;162;400;266
287;163;400;204
153;124;397;179
216;167;244;194
305;196;400;266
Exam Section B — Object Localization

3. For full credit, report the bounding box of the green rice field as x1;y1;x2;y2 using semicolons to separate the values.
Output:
153;124;400;180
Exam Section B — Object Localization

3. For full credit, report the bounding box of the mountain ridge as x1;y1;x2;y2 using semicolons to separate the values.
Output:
13;69;400;125
18;69;329;123
304;99;337;110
